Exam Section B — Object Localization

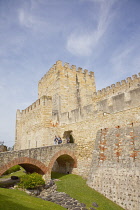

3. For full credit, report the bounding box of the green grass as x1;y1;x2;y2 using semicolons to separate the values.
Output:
0;171;125;210
0;167;25;179
0;188;65;210
52;172;125;210
3;165;21;175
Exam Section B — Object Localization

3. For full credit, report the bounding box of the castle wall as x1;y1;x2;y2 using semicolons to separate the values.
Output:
15;61;140;210
57;104;140;179
15;61;96;150
87;127;140;210
15;62;140;173
58;85;140;178
14;96;53;150
93;73;140;101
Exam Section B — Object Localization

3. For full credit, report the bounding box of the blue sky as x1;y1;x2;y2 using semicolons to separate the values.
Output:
0;0;140;147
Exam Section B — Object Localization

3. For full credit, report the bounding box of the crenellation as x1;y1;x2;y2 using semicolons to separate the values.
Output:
56;60;63;70
24;107;30;115
64;62;70;69
84;69;88;75
127;77;132;83
101;88;106;94
32;102;36;108
19;96;52;117
111;84;115;89
16;109;21;115
77;67;83;73
89;71;94;77
94;72;140;102
132;74;138;80
105;86;110;91
52;63;56;70
97;90;102;95
115;82;121;87
43;65;56;79
49;64;56;73
121;80;126;85
71;65;76;71
37;99;40;105
22;110;25;114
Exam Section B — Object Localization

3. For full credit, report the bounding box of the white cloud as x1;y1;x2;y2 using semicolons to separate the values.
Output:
66;33;94;56
66;0;116;56
18;9;47;31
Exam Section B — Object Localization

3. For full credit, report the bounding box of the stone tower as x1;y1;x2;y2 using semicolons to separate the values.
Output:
15;61;96;150
38;60;96;124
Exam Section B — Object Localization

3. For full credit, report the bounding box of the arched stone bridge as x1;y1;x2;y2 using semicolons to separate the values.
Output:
0;144;77;181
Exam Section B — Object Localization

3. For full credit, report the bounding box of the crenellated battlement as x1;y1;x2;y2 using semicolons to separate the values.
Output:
17;96;52;117
38;60;95;85
38;61;96;110
93;72;140;100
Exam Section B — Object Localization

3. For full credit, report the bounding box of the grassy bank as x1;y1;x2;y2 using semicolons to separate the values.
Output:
52;172;125;210
0;172;124;210
0;167;25;179
0;188;65;210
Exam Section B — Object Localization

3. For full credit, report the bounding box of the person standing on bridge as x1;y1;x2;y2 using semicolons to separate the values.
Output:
58;136;62;144
54;136;58;145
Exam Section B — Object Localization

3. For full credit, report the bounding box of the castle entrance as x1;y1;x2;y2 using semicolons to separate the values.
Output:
63;130;74;143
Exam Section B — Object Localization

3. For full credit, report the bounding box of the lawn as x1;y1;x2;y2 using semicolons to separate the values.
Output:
0;171;125;210
52;172;125;210
0;167;25;179
0;188;65;210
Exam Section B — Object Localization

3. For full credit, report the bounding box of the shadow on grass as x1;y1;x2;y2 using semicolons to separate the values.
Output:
51;172;68;179
0;179;19;188
0;194;34;210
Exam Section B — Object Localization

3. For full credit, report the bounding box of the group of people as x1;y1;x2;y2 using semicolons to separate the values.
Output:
54;135;73;145
54;136;62;145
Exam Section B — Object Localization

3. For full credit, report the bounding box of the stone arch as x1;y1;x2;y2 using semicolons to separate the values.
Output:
0;157;48;176
47;149;77;174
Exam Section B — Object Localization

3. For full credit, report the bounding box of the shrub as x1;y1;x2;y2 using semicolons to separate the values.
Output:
18;173;45;189
3;165;21;175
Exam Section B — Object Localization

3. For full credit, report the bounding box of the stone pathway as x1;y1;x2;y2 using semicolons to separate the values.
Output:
35;180;99;210
38;190;88;210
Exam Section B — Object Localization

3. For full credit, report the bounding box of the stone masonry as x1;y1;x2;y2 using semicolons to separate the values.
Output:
13;61;140;210
87;126;140;210
0;144;77;180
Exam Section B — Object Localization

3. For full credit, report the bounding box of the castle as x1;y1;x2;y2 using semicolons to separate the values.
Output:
15;61;140;210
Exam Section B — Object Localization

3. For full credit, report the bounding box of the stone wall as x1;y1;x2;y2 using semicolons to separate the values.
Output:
14;61;140;209
0;144;77;179
15;61;96;150
87;127;140;210
38;60;96;116
15;96;53;150
14;61;140;179
15;61;140;154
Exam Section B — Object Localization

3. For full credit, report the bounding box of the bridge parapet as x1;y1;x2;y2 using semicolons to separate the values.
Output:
0;144;77;176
